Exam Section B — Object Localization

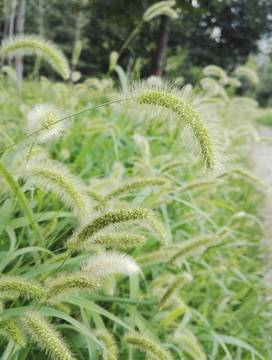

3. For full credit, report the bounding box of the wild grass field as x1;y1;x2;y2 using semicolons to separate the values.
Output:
0;4;272;359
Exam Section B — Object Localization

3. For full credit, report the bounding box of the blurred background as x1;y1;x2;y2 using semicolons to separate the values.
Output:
0;0;271;105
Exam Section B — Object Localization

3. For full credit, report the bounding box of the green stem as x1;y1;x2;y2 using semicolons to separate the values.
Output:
118;20;144;59
0;162;44;247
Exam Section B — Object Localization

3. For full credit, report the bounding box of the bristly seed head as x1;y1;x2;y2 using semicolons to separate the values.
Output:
123;80;225;175
65;207;153;251
0;34;70;79
82;251;140;277
26;103;64;143
20;310;75;360
123;332;173;360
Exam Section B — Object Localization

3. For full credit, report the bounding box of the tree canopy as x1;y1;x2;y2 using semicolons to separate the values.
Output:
0;0;271;81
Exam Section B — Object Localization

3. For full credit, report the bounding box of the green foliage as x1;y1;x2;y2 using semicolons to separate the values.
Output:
0;20;271;360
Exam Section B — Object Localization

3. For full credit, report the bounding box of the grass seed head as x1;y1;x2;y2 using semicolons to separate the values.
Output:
20;310;75;360
0;34;70;79
82;251;140;277
123;333;173;360
123;80;225;175
0;318;26;348
26;103;64;143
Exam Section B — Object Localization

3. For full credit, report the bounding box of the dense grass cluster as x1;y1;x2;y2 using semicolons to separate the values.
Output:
0;32;271;360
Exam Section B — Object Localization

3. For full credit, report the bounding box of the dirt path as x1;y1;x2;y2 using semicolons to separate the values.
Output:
250;126;272;258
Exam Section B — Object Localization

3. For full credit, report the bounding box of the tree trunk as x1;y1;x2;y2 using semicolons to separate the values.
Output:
15;0;26;91
38;0;44;37
32;0;44;79
3;0;10;39
8;0;17;65
69;10;83;82
152;15;170;76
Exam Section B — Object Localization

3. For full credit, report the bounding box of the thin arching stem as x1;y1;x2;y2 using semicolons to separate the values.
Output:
0;98;131;156
118;20;143;60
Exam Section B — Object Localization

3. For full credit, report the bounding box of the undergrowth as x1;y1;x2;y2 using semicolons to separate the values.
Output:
0;4;271;360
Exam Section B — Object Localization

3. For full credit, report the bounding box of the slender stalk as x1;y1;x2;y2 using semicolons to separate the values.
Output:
118;20;143;59
0;162;44;247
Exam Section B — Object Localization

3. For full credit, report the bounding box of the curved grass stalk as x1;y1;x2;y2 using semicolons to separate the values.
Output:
137;247;177;265
147;216;169;243
202;65;229;85
0;99;128;156
180;178;223;193
234;66;259;85
219;168;268;190
86;189;104;202
139;91;218;171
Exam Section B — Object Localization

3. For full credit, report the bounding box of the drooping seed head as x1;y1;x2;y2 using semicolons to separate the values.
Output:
234;66;259;85
169;235;219;265
202;65;229;85
95;329;118;360
123;80;225;175
25;159;91;221
158;272;192;309
173;330;206;360
0;34;70;79
0;276;45;300
123;333;173;360
143;1;177;22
